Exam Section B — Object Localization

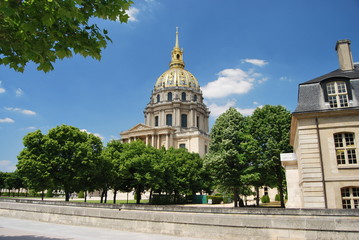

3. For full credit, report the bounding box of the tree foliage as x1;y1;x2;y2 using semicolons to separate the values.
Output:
17;124;103;201
0;0;132;72
248;105;292;208
204;107;259;207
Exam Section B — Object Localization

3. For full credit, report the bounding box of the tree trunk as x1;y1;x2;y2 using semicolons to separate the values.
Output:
113;190;117;204
255;186;260;206
149;189;153;204
65;191;70;201
135;185;141;204
84;191;87;203
41;191;44;201
100;190;105;203
233;188;239;207
104;190;107;203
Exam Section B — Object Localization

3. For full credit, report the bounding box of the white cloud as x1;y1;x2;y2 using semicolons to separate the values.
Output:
208;99;262;117
0;160;17;172
15;88;24;97
23;126;37;131
0;81;5;93
80;129;105;141
242;58;268;67
0;118;15;123
126;7;140;22
5;107;36;115
202;68;260;99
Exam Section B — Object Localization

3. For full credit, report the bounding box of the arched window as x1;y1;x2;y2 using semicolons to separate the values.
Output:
181;114;187;128
167;92;172;101
341;187;359;209
181;92;186;101
334;132;357;165
154;116;159;127
193;94;197;102
156;94;160;103
326;81;349;108
166;114;172;126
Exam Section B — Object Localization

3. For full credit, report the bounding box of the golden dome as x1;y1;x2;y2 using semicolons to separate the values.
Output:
154;28;200;91
155;68;200;90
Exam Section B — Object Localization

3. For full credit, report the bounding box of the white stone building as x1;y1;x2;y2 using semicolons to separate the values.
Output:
120;29;210;156
283;40;359;209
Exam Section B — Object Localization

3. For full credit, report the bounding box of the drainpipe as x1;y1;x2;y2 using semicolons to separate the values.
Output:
316;117;328;208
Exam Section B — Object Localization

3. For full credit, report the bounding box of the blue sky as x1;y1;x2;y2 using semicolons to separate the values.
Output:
1;0;359;172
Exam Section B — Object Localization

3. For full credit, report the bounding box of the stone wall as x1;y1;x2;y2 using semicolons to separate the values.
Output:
1;199;359;239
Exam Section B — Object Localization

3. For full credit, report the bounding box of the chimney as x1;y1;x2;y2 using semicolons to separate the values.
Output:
335;39;354;71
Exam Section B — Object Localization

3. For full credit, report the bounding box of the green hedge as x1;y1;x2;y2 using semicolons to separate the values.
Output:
261;195;270;203
207;195;223;204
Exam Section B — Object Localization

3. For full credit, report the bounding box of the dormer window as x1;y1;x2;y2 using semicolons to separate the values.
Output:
326;81;349;108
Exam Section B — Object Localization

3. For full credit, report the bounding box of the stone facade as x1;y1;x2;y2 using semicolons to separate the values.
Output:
121;29;210;156
283;39;359;209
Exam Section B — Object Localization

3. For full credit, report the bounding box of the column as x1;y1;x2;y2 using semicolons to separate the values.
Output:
165;134;169;149
151;135;155;147
157;134;160;148
145;135;149;145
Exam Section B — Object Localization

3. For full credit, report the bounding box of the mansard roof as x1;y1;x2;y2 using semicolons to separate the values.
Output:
300;64;359;85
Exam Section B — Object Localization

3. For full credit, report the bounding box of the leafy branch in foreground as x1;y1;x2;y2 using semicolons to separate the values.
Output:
0;0;133;72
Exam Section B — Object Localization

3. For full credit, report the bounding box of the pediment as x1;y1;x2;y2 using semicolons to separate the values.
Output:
127;123;153;132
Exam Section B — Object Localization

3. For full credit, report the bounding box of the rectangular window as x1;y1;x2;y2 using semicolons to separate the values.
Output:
181;114;187;128
197;116;199;128
326;81;349;108
334;133;357;166
155;116;159;127
342;187;359;209
166;114;172;126
179;143;186;149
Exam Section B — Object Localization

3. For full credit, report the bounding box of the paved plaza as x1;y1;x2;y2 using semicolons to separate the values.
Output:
0;216;205;240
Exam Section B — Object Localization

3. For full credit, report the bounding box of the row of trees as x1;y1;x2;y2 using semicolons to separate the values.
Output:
6;105;291;207
15;125;209;203
204;105;292;207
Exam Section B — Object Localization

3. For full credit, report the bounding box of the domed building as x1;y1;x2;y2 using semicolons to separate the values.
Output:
120;29;210;156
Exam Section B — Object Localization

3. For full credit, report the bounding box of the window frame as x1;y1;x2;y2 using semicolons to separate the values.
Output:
166;114;172;126
341;187;359;209
181;114;187;128
322;79;352;109
334;132;357;166
167;92;172;101
154;116;159;127
181;92;186;101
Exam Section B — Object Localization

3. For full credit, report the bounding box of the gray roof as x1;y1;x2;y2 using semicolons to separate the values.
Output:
300;64;359;85
294;64;359;113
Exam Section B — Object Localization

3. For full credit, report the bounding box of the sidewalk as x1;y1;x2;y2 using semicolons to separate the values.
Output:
0;216;205;240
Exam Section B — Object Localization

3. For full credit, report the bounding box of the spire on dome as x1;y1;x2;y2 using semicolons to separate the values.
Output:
175;27;179;48
170;27;185;69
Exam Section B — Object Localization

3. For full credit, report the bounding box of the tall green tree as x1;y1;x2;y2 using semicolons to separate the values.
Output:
102;140;125;204
248;105;292;208
17;125;103;201
204;107;258;207
113;140;161;204
17;130;52;200
0;0;132;72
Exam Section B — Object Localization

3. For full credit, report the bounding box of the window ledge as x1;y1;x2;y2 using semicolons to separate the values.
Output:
338;165;359;169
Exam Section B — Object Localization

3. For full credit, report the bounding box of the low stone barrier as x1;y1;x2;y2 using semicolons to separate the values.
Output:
0;198;359;239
